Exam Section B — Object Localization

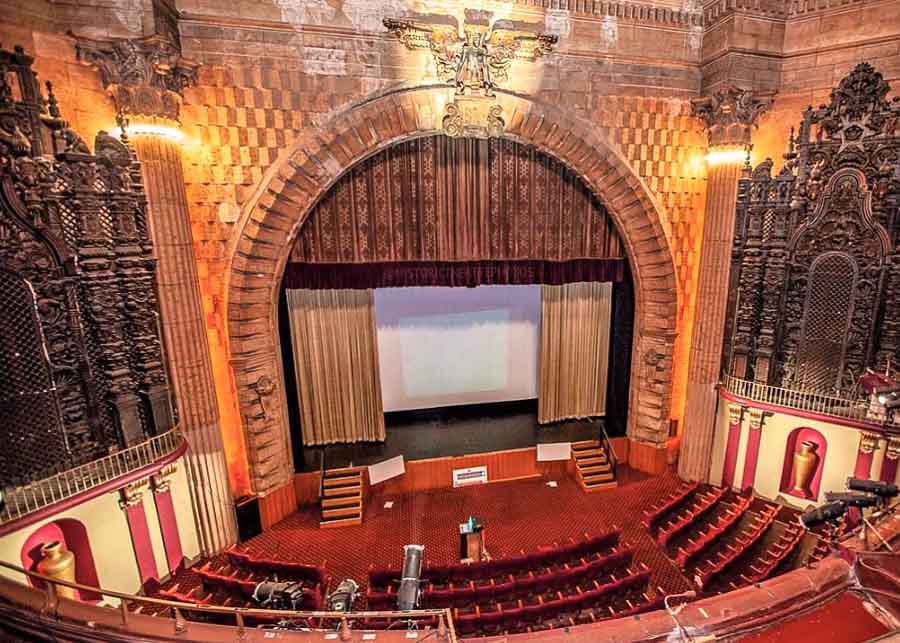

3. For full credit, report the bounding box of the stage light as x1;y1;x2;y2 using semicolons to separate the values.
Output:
705;147;747;165
327;579;359;612
848;478;899;498
252;581;309;610
825;491;880;508
397;544;424;611
799;500;847;529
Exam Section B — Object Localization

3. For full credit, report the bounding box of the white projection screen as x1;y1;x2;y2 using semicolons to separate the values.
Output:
374;286;540;412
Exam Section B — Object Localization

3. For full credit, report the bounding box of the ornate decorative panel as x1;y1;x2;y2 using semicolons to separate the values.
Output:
724;63;900;399
290;135;624;266
0;45;174;487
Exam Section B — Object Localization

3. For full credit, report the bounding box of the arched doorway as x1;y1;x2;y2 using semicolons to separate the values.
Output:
225;86;678;494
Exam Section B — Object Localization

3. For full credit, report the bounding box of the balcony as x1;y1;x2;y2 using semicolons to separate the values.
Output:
719;375;899;430
0;430;184;529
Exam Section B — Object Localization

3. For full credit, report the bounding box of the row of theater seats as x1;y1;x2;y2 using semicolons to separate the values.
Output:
453;574;662;637
366;549;636;610
224;548;326;586
693;503;780;589
157;548;325;612
655;487;728;547
674;494;753;568
739;523;806;585
367;530;621;591
642;482;699;529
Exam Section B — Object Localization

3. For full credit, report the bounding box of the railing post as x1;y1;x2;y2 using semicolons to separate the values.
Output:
120;600;130;627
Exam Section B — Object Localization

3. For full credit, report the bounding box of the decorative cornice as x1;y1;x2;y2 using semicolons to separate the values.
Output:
703;0;875;27
73;33;199;122
692;84;774;147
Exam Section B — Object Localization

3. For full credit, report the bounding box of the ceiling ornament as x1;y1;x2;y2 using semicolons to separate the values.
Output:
691;84;774;147
384;10;558;138
74;33;199;123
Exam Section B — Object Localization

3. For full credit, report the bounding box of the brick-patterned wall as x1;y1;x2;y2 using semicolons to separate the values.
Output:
9;0;895;493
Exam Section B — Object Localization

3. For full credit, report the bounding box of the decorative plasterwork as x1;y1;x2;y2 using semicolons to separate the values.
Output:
384;10;556;138
151;464;178;493
814;63;900;151
691;84;774;147
747;407;768;430
120;478;150;507
727;403;744;426
859;432;880;455
74;33;199;122
886;437;900;461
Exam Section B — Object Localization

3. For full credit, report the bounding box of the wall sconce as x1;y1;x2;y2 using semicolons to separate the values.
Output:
113;120;185;143
704;146;747;166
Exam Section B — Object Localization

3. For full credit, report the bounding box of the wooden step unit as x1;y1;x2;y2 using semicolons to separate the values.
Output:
572;440;617;492
319;466;364;528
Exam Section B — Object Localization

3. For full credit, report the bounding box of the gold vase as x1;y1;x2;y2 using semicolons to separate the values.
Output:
36;541;77;600
790;440;820;498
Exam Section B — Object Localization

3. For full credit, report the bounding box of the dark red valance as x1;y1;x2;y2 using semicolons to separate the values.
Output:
283;259;626;290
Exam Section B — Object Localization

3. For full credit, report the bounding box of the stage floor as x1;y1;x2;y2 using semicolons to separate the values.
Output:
236;468;694;596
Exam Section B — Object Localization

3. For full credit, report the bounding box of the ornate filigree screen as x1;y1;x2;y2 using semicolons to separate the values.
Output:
723;63;900;397
0;45;174;487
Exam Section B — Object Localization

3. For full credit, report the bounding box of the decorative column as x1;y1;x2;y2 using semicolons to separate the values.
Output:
678;86;773;481
721;403;744;488
77;34;238;555
880;437;900;484
120;480;158;589
151;465;184;575
740;407;767;491
854;432;880;480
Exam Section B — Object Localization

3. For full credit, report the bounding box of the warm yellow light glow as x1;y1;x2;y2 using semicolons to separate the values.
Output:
113;122;185;142
705;148;747;166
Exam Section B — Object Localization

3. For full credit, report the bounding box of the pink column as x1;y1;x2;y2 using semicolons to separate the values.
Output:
880;438;900;484
853;433;879;480
152;466;184;575
121;483;159;590
721;404;744;488
740;408;766;492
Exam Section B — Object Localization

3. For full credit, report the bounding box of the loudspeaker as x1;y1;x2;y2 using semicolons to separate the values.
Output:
236;495;262;542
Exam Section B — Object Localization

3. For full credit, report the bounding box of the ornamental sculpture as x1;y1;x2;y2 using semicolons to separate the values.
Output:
0;44;174;488
384;10;557;138
74;33;198;122
691;84;774;147
722;63;900;406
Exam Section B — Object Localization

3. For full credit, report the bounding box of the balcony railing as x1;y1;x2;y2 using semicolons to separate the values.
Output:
720;375;874;423
0;429;183;527
0;560;457;642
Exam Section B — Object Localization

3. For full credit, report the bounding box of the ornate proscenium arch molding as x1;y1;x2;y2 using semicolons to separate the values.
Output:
225;85;678;493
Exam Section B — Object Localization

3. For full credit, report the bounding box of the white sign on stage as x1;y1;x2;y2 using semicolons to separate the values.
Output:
368;455;405;485
536;442;571;462
452;465;488;487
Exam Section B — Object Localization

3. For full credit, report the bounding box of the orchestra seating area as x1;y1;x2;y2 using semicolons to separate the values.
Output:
152;470;825;637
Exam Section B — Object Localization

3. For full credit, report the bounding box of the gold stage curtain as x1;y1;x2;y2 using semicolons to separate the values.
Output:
538;282;612;424
286;289;386;445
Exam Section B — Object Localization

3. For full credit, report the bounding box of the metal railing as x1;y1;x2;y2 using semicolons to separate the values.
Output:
0;429;183;526
0;559;456;642
720;375;873;423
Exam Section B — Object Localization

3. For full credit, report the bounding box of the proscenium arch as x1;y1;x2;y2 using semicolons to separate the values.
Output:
225;84;678;494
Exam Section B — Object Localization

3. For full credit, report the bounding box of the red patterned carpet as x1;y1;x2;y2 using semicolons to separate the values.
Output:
234;468;694;596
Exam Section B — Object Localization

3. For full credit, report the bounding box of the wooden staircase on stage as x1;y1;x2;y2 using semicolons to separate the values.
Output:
320;466;364;528
572;440;617;492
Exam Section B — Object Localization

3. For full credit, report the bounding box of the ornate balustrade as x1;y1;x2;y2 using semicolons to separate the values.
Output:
0;430;183;528
719;375;892;427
